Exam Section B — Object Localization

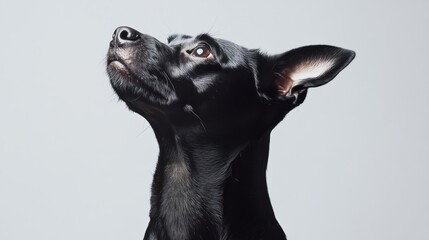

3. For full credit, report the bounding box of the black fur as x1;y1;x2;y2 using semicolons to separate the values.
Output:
106;26;355;240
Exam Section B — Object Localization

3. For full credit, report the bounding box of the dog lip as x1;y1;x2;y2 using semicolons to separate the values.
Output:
107;49;123;64
107;55;120;65
107;55;127;68
107;57;132;76
107;58;120;65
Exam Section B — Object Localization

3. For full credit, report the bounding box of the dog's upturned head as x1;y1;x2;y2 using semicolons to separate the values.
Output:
107;26;355;142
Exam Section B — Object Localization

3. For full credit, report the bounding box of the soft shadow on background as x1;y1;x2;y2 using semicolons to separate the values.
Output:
1;0;428;239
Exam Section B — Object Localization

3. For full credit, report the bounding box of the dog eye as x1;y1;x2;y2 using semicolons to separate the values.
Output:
188;44;212;58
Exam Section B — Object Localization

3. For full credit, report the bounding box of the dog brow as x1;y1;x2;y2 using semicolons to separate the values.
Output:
168;34;192;43
195;33;213;42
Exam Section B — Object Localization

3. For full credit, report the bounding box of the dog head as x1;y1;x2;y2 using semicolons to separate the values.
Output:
107;27;355;141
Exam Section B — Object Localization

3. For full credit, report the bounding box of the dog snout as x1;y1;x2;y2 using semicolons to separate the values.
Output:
111;26;141;47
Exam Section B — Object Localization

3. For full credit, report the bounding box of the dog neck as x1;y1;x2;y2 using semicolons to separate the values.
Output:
145;121;241;240
223;131;287;239
143;117;286;240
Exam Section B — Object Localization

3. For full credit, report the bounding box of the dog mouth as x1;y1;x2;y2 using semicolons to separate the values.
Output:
108;59;125;67
107;55;130;72
107;54;126;67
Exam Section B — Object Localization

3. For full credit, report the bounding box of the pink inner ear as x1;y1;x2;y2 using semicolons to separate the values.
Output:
276;59;336;95
290;59;335;81
277;73;294;95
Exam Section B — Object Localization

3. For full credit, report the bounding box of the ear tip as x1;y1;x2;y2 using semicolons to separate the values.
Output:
342;49;356;66
330;47;355;67
343;48;356;60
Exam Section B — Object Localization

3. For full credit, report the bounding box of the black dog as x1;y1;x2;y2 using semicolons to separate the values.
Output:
106;26;355;240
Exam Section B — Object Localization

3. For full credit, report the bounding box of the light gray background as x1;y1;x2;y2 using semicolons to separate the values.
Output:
1;0;428;239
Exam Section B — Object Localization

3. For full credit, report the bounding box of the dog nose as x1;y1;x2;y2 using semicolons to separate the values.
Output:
111;26;140;47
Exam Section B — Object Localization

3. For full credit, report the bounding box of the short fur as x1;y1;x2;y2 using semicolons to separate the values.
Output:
106;26;355;240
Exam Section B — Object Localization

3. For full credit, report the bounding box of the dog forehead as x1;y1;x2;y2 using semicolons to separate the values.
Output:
167;34;193;45
215;38;249;66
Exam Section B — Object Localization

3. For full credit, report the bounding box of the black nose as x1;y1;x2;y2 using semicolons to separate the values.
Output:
111;26;140;47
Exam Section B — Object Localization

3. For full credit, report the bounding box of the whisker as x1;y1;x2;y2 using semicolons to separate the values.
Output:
186;106;207;134
162;71;176;93
137;123;152;136
128;89;144;102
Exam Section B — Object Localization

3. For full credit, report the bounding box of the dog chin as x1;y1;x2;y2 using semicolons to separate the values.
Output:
108;60;128;72
107;60;132;78
107;62;139;96
107;70;173;109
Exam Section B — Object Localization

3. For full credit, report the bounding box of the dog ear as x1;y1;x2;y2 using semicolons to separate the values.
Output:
265;45;355;104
